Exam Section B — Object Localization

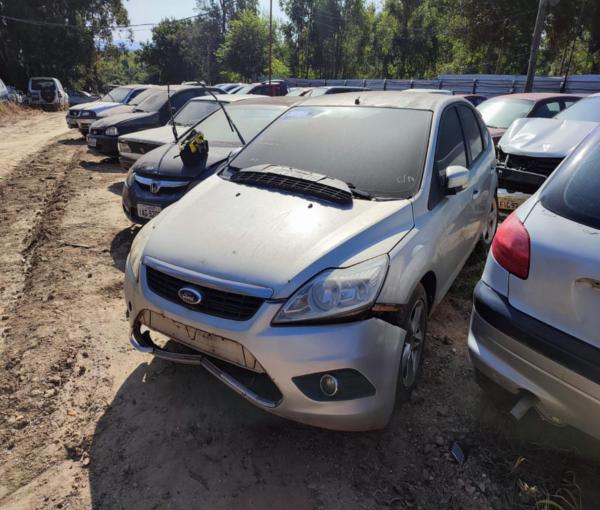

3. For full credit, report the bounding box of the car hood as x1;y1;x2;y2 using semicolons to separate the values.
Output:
498;118;598;158
91;111;156;129
122;125;176;145
135;142;240;179
143;177;414;299
72;101;120;113
97;104;134;118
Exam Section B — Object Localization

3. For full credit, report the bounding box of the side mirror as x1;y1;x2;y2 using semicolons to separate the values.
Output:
446;165;469;192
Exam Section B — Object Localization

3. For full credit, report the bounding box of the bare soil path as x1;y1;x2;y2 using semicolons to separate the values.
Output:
0;124;599;510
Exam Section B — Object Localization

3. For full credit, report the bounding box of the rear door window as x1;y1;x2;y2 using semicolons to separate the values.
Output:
457;105;483;164
542;137;600;230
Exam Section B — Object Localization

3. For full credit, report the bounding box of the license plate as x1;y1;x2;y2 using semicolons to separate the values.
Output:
87;136;97;148
497;190;529;211
137;203;162;219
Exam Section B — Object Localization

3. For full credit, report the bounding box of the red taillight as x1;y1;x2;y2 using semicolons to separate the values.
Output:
491;212;530;279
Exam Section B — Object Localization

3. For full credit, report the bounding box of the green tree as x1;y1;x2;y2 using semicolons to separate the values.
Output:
216;10;270;81
0;0;128;89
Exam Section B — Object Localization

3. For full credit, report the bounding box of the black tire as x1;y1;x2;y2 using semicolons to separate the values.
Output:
480;194;498;253
395;283;428;403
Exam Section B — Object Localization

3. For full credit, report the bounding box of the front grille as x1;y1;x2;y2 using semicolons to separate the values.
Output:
128;141;160;155
146;266;264;321
231;171;352;205
501;152;563;178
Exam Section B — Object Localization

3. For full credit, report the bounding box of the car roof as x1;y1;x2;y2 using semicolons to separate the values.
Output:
190;94;255;103
296;90;464;111
226;96;307;107
490;92;583;101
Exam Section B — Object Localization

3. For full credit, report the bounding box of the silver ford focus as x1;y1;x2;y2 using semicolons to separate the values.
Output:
124;92;498;430
469;127;600;441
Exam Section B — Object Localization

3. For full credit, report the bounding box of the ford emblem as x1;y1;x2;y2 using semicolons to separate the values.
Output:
178;287;203;306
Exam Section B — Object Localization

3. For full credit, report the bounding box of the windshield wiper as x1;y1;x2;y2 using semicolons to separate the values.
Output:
346;182;373;200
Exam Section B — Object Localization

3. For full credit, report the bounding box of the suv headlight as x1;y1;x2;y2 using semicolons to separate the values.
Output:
105;126;118;136
125;167;136;188
272;255;389;325
118;140;131;154
128;220;154;281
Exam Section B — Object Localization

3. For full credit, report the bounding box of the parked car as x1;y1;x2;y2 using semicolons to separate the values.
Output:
0;79;9;102
214;83;245;93
478;93;581;145
7;86;25;104
86;85;223;157
27;77;69;110
234;80;288;96
122;96;301;222
66;84;154;133
295;86;371;97
118;94;254;169
124;92;498;430
469;126;600;441
495;92;599;201
66;89;98;106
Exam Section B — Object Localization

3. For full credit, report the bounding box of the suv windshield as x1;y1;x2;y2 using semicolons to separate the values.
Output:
173;100;220;126
229;106;432;199
555;96;600;122
195;104;286;144
101;86;132;103
477;98;533;129
31;79;55;90
542;131;600;230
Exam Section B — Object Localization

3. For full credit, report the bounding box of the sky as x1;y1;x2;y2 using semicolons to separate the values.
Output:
114;0;285;46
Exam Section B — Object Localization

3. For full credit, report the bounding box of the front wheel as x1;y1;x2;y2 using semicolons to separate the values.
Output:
396;284;428;402
480;194;498;253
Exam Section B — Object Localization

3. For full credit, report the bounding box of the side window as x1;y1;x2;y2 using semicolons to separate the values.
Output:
533;100;561;118
429;107;468;209
562;99;578;110
458;105;484;164
252;86;270;96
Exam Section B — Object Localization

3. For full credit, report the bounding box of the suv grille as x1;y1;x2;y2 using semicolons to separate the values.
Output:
146;266;264;321
231;171;352;205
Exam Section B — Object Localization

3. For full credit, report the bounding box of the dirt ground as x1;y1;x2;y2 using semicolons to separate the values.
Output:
0;113;599;510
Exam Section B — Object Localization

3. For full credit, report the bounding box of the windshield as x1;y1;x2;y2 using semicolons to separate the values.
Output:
235;85;255;94
31;79;55;90
135;90;170;112
477;98;533;129
195;105;286;144
229;106;432;199
555;96;600;122
127;88;156;106
287;88;308;96
173;100;221;126
100;86;132;104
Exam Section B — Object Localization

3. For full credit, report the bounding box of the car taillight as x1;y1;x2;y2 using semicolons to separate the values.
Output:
491;212;530;279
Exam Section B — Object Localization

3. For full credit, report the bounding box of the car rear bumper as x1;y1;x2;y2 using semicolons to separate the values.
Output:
124;260;405;431
468;281;600;441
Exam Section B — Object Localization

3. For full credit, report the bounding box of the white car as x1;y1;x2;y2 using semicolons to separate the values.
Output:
124;92;498;431
117;94;254;168
496;92;600;198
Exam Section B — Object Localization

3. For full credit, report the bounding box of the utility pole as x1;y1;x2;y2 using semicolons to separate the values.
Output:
268;0;273;86
525;0;556;92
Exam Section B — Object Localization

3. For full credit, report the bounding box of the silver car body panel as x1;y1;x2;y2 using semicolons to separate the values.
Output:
125;92;498;429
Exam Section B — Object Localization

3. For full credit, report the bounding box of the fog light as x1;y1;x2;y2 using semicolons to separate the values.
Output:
319;374;338;397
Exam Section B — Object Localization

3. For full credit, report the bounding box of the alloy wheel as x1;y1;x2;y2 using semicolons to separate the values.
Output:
401;299;426;388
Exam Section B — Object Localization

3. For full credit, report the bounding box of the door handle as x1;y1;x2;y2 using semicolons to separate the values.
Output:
472;189;480;200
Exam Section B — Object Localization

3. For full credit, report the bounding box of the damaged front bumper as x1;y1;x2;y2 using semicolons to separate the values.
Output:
124;259;406;431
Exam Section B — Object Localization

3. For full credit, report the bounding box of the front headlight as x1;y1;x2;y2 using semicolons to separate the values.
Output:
105;126;118;136
118;141;131;154
125;168;136;188
272;255;389;325
128;220;154;281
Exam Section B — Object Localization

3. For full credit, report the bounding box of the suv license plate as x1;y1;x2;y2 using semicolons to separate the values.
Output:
87;136;97;148
138;204;161;219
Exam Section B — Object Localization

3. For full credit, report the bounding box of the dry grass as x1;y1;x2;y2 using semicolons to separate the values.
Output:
0;102;40;127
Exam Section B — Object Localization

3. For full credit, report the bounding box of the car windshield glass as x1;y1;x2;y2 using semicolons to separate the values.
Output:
286;88;308;96
542;133;600;230
173;100;221;126
196;105;285;144
127;88;156;106
477;98;533;129
100;87;132;103
235;85;255;94
31;79;55;90
555;96;600;122
229;106;432;199
134;90;170;112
